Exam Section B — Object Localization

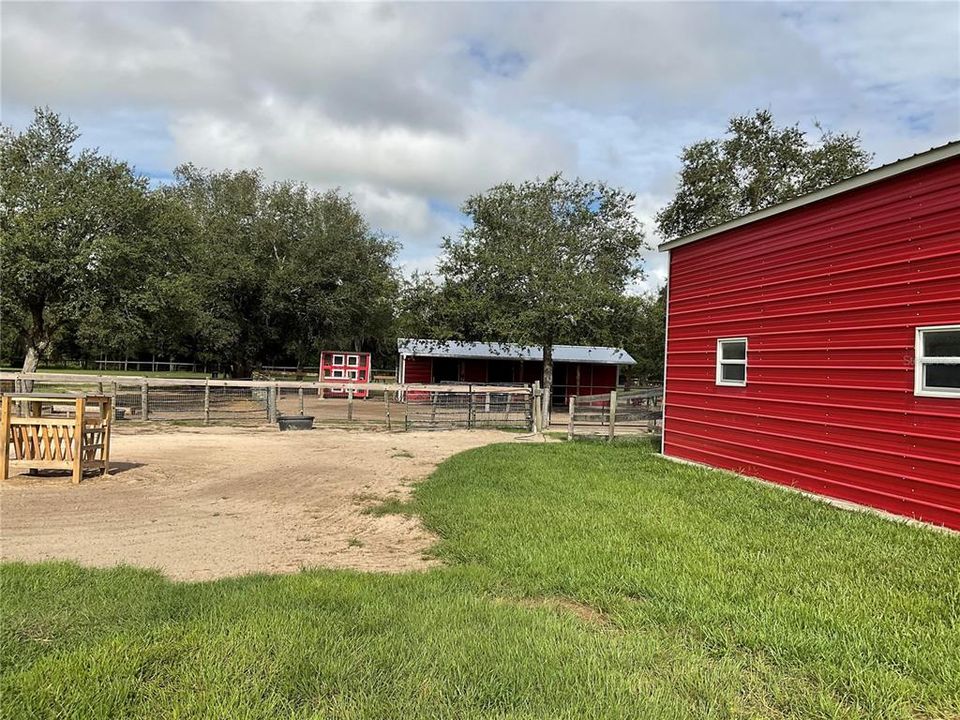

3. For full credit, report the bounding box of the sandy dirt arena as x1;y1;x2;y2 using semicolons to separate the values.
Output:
0;425;518;581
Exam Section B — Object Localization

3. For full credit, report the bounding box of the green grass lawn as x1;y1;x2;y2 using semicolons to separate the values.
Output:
2;440;958;719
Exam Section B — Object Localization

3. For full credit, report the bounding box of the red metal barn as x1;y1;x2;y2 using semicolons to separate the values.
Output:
397;339;634;405
658;143;960;530
319;350;372;398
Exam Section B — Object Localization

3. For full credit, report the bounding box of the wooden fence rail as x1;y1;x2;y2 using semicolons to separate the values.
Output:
0;373;535;431
0;372;529;395
567;386;663;440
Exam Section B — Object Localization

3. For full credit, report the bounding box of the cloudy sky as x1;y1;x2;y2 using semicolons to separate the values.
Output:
3;1;958;290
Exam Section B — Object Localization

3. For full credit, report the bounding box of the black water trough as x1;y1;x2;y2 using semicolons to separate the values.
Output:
278;414;315;431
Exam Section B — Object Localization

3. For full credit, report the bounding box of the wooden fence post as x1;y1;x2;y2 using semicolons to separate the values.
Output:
267;385;277;424
15;376;27;417
347;387;354;421
567;396;576;441
203;380;210;425
384;389;392;431
102;396;112;476
608;390;617;442
72;397;85;484
1;395;11;481
531;381;541;432
467;385;475;429
140;381;149;420
298;385;304;416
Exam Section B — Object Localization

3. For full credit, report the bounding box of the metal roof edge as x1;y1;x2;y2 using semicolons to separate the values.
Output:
396;338;636;364
657;140;960;253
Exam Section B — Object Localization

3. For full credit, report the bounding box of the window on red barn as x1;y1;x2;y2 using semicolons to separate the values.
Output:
915;325;960;397
716;338;747;387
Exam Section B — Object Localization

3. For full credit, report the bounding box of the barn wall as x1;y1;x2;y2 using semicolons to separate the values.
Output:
663;156;960;529
559;363;619;398
401;356;622;405
520;362;543;385
462;360;488;383
402;357;432;384
584;365;618;396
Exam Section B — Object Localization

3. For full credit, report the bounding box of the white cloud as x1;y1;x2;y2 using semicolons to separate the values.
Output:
170;100;568;204
2;0;957;273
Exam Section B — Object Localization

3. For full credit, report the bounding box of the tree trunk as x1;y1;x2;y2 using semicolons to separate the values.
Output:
541;343;553;428
232;360;251;380
21;305;49;389
22;345;42;374
21;340;48;392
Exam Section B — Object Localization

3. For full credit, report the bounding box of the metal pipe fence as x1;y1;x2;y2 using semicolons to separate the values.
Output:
566;387;663;440
0;373;534;432
402;387;532;430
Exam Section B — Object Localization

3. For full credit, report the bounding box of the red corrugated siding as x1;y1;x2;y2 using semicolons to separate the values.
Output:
403;357;432;384
462;360;488;383
663;156;960;530
576;364;617;397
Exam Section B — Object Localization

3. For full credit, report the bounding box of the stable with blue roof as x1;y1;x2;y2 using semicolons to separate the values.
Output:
397;338;635;405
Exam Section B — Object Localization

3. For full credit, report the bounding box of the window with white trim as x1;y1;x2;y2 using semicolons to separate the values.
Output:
331;368;344;379
332;354;344;366
716;338;747;386
347;369;358;379
347;355;360;366
915;325;960;397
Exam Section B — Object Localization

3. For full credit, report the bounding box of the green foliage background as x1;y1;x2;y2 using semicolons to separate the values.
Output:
1;109;398;374
2;107;871;380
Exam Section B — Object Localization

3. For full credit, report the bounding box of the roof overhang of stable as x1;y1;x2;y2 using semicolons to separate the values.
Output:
397;338;636;365
657;140;960;253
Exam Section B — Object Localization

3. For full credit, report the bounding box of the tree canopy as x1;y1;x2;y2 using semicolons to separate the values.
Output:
0;108;181;373
169;165;398;376
1;109;398;375
656;109;873;239
430;173;647;419
3;107;873;387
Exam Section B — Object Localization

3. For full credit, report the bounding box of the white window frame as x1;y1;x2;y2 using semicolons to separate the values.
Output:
716;337;748;387
915;324;960;398
346;369;358;380
332;354;345;366
331;368;344;379
347;355;360;367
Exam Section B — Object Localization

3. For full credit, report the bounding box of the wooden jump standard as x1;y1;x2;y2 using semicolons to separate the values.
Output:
0;393;113;483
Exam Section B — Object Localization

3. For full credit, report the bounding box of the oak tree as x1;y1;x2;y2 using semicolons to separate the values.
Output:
438;173;647;422
657;109;872;239
0;108;178;373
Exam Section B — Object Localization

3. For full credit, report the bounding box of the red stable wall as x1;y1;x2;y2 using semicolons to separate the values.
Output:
399;357;621;403
402;357;432;384
663;155;960;529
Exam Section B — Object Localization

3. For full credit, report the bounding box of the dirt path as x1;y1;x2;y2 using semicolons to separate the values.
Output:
0;425;519;581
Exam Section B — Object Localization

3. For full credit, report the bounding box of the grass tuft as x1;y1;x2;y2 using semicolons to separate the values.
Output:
362;498;412;517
